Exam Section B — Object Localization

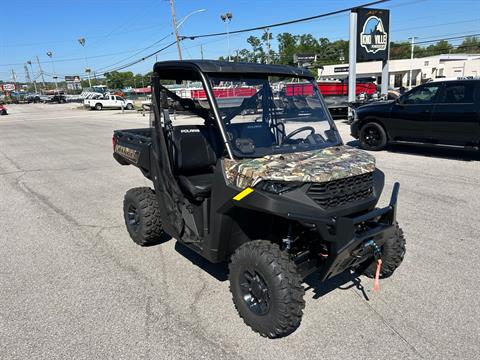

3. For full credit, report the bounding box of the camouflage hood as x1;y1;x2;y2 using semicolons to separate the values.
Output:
224;145;375;188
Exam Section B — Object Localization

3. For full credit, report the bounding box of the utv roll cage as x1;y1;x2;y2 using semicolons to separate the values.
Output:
151;60;317;160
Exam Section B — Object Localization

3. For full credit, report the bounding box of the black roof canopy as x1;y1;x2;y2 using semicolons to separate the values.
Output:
153;60;313;79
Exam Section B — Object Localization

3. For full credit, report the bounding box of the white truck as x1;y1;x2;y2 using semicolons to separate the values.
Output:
83;95;134;110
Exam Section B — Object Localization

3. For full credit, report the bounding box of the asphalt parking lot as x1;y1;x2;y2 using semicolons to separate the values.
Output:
1;103;479;360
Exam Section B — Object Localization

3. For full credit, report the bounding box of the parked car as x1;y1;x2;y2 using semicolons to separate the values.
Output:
50;94;67;103
27;93;42;103
84;95;134;110
350;77;480;151
0;104;7;115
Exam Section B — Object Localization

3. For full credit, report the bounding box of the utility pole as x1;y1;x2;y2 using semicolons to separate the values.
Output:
11;69;17;91
27;61;38;93
36;55;46;89
408;36;417;89
200;44;204;60
169;0;182;60
24;63;34;92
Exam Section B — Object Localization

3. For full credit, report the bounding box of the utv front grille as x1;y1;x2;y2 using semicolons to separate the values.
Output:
307;172;374;209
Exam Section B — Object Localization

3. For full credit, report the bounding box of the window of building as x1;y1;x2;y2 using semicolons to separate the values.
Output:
394;73;403;87
411;72;417;86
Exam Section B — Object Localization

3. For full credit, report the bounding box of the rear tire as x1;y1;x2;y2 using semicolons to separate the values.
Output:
359;122;387;151
123;187;163;246
229;240;305;338
126;103;134;110
95;103;103;111
360;223;406;278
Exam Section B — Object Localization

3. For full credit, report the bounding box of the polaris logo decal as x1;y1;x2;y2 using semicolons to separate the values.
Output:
360;16;388;54
115;144;140;164
180;129;200;133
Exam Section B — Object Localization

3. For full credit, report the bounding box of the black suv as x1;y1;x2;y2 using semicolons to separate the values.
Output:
350;78;480;151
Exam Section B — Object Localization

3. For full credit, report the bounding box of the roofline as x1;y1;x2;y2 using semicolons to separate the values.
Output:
153;60;314;78
428;76;480;82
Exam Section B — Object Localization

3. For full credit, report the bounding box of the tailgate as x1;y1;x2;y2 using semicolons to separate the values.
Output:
113;128;152;172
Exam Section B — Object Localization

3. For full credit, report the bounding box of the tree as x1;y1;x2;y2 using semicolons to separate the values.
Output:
219;30;474;68
455;36;480;53
104;71;134;89
277;32;298;65
390;42;411;60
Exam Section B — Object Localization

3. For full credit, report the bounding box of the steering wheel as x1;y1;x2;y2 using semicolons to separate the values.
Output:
284;126;315;143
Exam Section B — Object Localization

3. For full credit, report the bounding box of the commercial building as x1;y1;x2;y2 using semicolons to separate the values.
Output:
319;54;480;88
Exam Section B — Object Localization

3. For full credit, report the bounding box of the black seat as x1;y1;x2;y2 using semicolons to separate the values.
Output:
177;173;213;199
171;125;219;200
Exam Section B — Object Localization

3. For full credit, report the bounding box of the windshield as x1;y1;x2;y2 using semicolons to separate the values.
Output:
207;75;341;158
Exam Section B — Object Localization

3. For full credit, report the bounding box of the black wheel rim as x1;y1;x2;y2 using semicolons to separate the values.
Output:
239;269;271;315
127;204;140;233
364;127;381;147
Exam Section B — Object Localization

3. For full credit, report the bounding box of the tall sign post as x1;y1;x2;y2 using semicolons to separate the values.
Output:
349;8;390;117
348;11;358;119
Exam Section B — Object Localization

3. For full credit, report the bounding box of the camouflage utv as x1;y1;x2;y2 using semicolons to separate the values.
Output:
113;60;406;338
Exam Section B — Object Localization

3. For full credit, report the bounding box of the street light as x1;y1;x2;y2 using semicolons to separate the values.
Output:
220;12;233;62
168;1;206;60
78;37;92;88
46;51;59;94
177;9;206;29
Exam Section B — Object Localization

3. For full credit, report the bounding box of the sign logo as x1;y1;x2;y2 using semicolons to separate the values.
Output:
1;84;16;92
360;16;388;54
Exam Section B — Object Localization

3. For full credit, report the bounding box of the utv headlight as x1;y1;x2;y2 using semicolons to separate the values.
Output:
257;181;302;194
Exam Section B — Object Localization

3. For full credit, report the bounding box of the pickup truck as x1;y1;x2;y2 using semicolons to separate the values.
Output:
350;77;480;151
84;95;134;110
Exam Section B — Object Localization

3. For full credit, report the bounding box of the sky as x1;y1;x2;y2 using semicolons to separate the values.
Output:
1;0;479;82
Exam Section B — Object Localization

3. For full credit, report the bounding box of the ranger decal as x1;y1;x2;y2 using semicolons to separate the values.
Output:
115;144;140;164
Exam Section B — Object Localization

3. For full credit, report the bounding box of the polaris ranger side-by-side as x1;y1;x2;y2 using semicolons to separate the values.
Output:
113;60;406;338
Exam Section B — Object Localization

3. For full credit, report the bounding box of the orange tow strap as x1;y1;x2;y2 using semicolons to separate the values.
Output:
373;259;382;292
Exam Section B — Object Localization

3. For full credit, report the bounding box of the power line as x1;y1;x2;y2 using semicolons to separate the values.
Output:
49;40;179;79
0;46;173;67
181;0;389;40
70;0;387;77
417;29;480;41
0;22;172;48
393;18;480;33
414;33;480;45
94;33;173;73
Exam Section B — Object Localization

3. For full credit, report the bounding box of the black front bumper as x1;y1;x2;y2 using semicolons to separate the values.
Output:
290;183;399;281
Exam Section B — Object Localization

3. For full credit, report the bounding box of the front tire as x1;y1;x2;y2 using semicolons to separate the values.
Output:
360;223;406;278
229;240;305;338
123;187;163;246
359;122;388;151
